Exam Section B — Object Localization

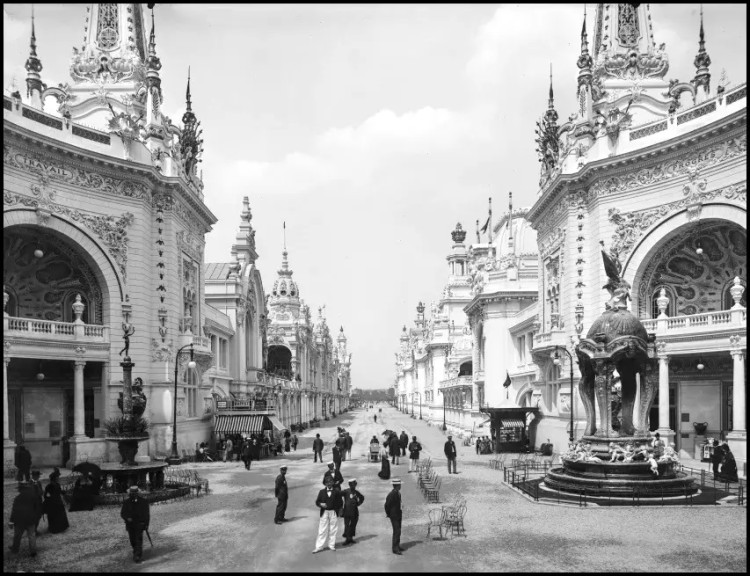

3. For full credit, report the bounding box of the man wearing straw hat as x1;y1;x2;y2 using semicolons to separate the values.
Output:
312;476;342;553
322;461;344;490
384;478;405;555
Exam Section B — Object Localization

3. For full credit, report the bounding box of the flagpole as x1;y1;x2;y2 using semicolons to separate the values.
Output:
488;197;493;244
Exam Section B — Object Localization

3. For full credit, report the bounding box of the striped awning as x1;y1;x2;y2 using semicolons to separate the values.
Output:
267;415;287;432
499;419;525;429
214;415;265;434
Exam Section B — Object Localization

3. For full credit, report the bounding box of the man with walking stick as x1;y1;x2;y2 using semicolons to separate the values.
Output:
120;486;150;563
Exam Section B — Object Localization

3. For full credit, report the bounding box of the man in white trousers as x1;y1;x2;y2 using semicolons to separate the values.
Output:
312;477;342;553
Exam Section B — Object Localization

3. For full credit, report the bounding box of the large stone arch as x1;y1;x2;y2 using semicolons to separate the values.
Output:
622;202;747;315
4;208;125;327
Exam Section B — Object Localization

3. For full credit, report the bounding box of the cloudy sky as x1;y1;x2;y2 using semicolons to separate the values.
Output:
4;4;747;389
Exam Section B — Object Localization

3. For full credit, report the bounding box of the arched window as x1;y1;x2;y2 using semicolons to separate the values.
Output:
458;361;473;376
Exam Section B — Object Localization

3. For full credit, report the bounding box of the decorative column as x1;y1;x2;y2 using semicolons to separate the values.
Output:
73;360;87;438
4;354;12;445
101;362;111;424
727;334;746;471
656;342;673;440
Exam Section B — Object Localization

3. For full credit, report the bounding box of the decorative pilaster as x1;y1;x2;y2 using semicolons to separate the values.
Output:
73;359;87;439
656;345;673;439
4;355;12;445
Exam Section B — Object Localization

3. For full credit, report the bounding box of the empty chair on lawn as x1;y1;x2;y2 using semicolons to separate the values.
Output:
426;507;446;540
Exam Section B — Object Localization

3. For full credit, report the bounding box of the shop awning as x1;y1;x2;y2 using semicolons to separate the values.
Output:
267;415;287;433
499;419;525;428
214;415;265;434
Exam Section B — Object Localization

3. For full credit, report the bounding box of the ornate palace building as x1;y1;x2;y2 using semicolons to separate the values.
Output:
4;4;350;467
396;4;746;470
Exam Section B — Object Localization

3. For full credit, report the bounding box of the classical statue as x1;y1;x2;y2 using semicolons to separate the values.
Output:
120;322;135;357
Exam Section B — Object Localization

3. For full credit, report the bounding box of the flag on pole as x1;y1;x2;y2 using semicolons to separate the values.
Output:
503;371;512;388
480;216;490;234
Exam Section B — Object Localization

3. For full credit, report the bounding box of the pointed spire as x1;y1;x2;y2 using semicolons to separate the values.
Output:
548;64;554;109
182;67;196;126
150;7;156;50
280;221;290;272
186;67;192;111
25;5;44;104
693;4;711;95
508;192;513;240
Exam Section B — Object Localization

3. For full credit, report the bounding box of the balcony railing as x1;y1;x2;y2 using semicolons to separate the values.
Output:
216;399;276;412
439;375;473;390
641;308;744;336
192;335;211;348
5;316;110;342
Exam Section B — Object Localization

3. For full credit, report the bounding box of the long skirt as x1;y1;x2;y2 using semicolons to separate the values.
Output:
378;458;391;480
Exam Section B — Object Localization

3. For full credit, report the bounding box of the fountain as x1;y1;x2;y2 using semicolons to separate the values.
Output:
99;319;169;499
543;246;697;498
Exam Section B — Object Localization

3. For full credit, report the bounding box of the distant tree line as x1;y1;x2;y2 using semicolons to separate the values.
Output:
350;388;395;402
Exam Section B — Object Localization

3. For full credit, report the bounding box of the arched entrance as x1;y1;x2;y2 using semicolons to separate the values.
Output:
267;345;292;379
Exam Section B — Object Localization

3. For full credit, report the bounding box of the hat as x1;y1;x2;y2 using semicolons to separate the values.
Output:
447;435;453;439
327;461;335;467
128;486;139;493
391;478;401;485
31;470;41;477
280;465;288;470
348;478;357;485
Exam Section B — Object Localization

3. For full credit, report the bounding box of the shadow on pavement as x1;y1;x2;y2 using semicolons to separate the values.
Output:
282;516;307;523
400;540;422;550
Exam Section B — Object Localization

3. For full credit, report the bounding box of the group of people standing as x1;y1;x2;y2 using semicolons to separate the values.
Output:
9;467;70;557
711;439;739;482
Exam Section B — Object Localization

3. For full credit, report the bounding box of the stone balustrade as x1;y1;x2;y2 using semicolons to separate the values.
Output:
641;308;744;336
5;315;109;342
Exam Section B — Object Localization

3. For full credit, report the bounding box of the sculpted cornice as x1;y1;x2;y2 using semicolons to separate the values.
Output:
527;109;746;225
4;126;217;230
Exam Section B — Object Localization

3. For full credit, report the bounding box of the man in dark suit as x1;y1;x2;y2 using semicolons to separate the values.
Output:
120;486;150;563
399;431;409;457
384;478;405;555
332;443;342;472
313;433;324;463
444;435;458;474
323;462;344;489
30;470;44;535
345;433;353;460
341;478;365;545
14;445;32;482
9;482;42;557
313;477;342;553
274;466;288;524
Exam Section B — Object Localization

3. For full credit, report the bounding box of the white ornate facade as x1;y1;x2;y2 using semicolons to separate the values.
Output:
4;4;352;467
396;4;746;470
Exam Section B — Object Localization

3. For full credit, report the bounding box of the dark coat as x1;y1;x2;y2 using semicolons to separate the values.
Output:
388;437;400;457
345;434;353;450
315;487;342;517
275;473;288;499
323;468;344;488
313;438;324;452
43;481;69;534
242;442;252;459
399;432;409;448
444;440;457;458
341;487;365;517
15;447;31;471
10;487;42;528
378;457;391;480
384;488;402;520
332;445;342;464
408;441;422;460
120;495;150;530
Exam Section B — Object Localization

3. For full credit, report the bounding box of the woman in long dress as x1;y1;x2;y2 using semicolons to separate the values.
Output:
44;468;70;533
69;473;96;512
378;446;391;480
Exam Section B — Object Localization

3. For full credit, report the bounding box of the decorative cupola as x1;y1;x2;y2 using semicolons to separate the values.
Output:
415;302;426;329
179;68;204;181
144;6;163;135
269;223;301;311
337;326;347;345
447;223;469;278
400;325;409;349
576;8;594;118
535;66;560;183
692;6;712;103
24;8;44;108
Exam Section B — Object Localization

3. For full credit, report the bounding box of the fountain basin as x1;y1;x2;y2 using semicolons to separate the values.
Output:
545;464;697;497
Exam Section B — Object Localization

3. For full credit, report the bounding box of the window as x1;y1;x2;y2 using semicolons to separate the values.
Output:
183;365;198;417
517;335;526;364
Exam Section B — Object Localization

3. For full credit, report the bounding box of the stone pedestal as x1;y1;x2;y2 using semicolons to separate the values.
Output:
693;435;707;461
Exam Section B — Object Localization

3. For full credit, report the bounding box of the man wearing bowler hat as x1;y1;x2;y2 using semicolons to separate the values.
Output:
274;466;288;524
384;478;405;555
120;486;150;563
341;478;365;545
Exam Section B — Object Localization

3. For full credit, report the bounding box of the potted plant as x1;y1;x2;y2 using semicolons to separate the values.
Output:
104;415;150;466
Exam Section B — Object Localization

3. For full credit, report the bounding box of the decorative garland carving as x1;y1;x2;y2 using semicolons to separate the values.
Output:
4;190;134;280
608;181;746;262
539;227;566;259
590;135;747;198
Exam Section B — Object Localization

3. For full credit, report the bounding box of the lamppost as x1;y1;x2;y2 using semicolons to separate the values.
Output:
437;388;447;431
553;346;575;443
167;343;196;465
